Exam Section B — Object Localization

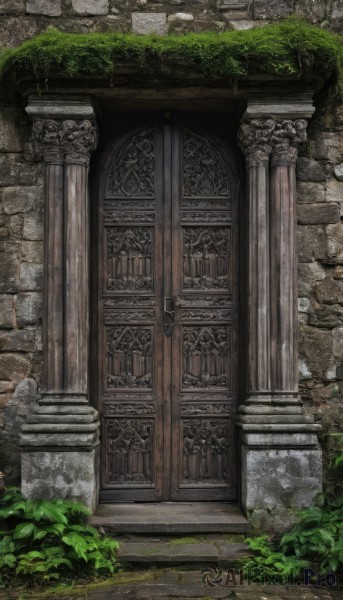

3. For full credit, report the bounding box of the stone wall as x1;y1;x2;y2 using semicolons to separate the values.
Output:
0;0;342;486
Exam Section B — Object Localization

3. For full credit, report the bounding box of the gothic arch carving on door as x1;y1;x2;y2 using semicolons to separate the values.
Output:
95;116;240;502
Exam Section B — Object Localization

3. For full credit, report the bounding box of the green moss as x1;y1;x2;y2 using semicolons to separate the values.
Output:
0;17;342;87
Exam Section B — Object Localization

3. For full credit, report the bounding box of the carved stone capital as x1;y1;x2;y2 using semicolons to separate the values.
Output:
32;118;98;165
270;119;308;166
238;119;275;166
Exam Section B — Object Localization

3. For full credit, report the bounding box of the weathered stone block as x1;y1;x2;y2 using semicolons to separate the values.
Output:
0;353;30;383
0;109;23;151
21;448;99;512
23;212;43;241
297;158;328;182
22;241;43;263
12;377;39;415
0;330;35;353
0;381;14;393
297;181;326;204
326;223;343;265
297;225;327;262
299;325;333;376
0;155;42;186
298;358;312;380
253;0;294;19
0;16;40;48
2;186;42;215
297;203;340;225
227;19;255;29
241;446;322;510
0;0;25;13
310;132;342;164
298;262;326;297
132;12;168;35
334;162;343;181
0;295;15;328
71;0;108;15
19;263;43;291
16;292;42;326
0;242;21;292
316;276;343;305
248;508;301;534
333;327;343;360
308;304;343;329
26;0;61;16
9;214;24;239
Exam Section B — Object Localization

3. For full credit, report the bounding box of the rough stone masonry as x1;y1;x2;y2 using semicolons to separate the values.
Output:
0;0;342;501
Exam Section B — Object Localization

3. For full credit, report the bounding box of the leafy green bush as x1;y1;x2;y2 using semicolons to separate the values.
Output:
244;439;343;581
0;487;119;588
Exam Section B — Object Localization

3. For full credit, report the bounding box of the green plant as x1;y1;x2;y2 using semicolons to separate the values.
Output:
0;18;342;90
0;487;119;588
244;441;343;581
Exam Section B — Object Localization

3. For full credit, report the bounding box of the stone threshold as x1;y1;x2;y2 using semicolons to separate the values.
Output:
90;502;250;534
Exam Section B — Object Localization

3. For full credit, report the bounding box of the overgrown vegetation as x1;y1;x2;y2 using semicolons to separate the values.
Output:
0;487;119;589
0;18;342;87
244;435;343;582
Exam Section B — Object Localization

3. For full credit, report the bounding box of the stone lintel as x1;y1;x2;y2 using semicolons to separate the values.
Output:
25;97;96;121
243;98;315;121
241;432;319;446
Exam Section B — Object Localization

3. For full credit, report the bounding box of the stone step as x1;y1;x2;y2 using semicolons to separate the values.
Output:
117;537;251;565
90;502;250;534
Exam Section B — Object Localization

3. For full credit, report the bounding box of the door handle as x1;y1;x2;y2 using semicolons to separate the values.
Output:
164;296;174;321
164;296;174;337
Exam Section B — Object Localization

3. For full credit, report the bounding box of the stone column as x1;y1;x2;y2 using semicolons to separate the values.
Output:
20;100;100;512
237;101;322;529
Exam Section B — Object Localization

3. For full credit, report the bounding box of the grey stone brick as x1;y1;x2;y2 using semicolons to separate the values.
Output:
0;0;25;13
0;353;30;383
0;109;23;151
23;212;43;241
0;329;35;352
16;292;42;326
0;295;15;328
19;263;43;291
253;0;294;19
2;186;42;215
71;0;108;15
132;12;168;35
26;0;61;16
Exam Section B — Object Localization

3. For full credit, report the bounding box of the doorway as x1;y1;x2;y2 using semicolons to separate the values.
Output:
96;115;240;502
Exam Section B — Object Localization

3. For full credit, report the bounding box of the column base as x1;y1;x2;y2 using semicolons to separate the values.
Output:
21;446;100;513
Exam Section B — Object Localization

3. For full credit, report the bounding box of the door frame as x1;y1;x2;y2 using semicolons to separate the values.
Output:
91;112;243;502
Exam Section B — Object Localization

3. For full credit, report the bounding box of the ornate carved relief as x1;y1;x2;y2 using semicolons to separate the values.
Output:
106;129;155;197
104;403;155;416
238;119;275;166
182;418;229;483
104;297;155;307
104;309;155;322
104;200;155;210
183;228;230;290
182;200;231;210
107;227;153;291
179;295;231;307
183;129;230;197
181;309;231;322
182;326;229;388
32;118;97;165
238;118;308;166
271;119;307;165
106;419;153;483
106;326;153;388
181;212;231;223
180;403;230;415
104;212;155;224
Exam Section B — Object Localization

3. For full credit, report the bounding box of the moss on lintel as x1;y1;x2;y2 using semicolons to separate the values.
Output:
0;17;342;88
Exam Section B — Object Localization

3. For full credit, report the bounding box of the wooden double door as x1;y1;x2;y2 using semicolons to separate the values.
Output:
98;116;239;502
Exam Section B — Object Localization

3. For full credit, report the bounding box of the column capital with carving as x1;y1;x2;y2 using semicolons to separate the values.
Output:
26;98;98;165
270;118;308;166
238;119;275;167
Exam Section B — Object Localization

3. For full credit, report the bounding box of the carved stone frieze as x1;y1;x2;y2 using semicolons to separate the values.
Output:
32;118;98;165
106;418;153;484
181;211;231;223
181;309;231;322
104;297;155;307
104;200;155;210
178;295;231;307
104;212;155;224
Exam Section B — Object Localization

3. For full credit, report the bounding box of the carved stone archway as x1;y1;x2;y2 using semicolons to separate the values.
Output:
20;94;322;519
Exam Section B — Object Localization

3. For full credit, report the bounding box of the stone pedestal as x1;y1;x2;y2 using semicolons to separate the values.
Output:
20;100;100;512
238;100;322;527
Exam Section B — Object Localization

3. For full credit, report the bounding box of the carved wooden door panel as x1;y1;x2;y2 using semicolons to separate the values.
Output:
98;118;238;502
